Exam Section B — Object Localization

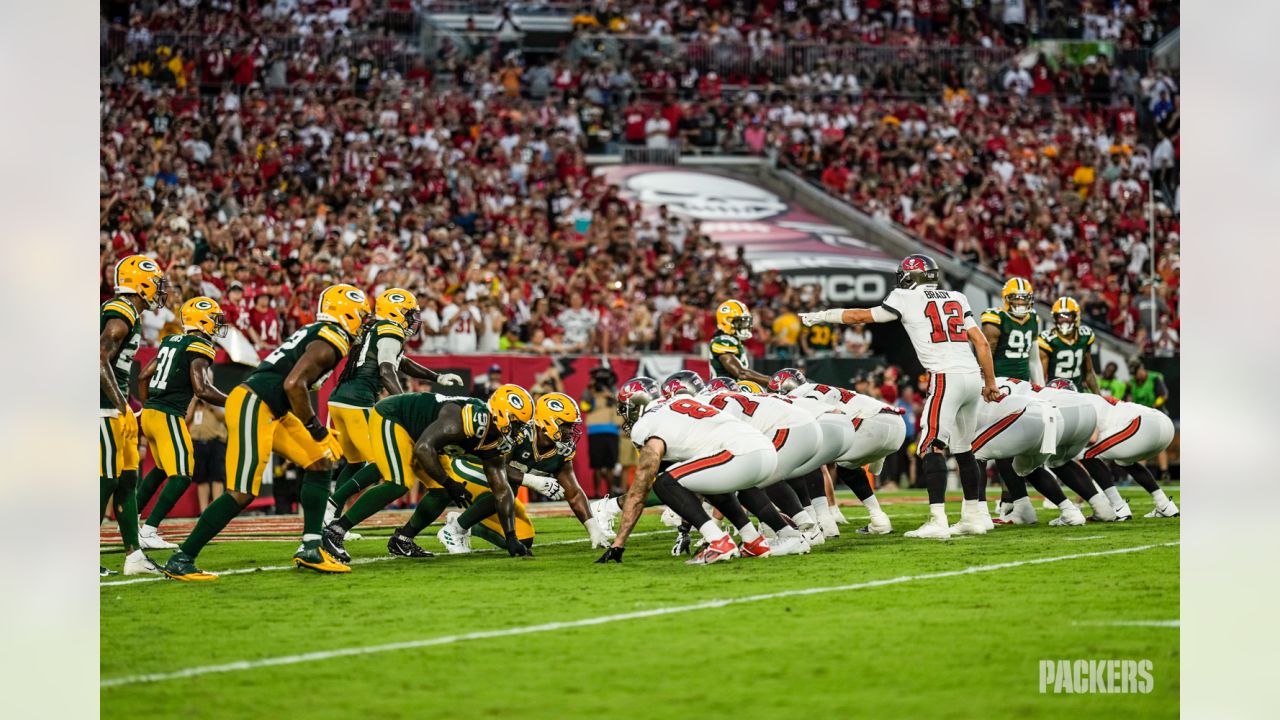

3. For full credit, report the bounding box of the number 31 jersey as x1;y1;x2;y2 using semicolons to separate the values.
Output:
629;397;770;461
880;287;979;374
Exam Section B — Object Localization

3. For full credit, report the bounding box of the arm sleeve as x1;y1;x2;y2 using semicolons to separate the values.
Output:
376;336;402;366
870;306;898;322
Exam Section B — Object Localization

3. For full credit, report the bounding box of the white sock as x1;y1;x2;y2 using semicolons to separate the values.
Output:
793;510;817;528
1151;489;1170;508
929;503;948;523
142;523;158;534
777;526;802;539
1057;498;1079;513
975;499;990;516
812;496;830;514
1103;486;1125;510
605;497;621;515
1087;494;1116;520
127;549;145;562
302;533;321;543
738;523;761;543
862;495;882;514
1012;496;1033;512
700;520;727;542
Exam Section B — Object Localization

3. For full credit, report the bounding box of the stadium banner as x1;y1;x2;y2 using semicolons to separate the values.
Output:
596;165;901;305
129;349;710;518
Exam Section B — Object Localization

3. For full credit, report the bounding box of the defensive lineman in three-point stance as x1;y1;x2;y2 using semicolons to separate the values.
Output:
801;254;1005;539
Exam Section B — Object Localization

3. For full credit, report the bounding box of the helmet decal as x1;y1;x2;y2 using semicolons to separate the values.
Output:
345;289;367;303
546;397;565;413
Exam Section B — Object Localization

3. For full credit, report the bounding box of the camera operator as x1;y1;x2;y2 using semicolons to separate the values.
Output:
580;365;622;496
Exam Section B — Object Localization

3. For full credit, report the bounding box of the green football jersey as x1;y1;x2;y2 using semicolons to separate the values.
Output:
1037;324;1095;382
100;298;142;410
330;320;407;408
501;425;573;477
375;391;502;459
708;332;748;378
243;322;352;417
980;308;1039;380
144;333;218;416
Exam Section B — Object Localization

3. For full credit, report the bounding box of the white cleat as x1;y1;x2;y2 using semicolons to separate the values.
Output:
1144;501;1179;518
831;504;850;525
978;502;995;532
818;507;841;538
1113;500;1134;521
1049;502;1087;526
769;528;812;556
123;550;162;575
761;523;778;540
1086;494;1118;522
138;525;178;550
591;497;618;536
949;503;989;536
1042;498;1058;510
905;517;952;540
659;507;683;528
802;525;826;546
436;513;472;554
1000;498;1039;525
856;512;893;535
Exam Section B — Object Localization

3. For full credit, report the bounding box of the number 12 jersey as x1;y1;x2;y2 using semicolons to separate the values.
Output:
879;287;979;374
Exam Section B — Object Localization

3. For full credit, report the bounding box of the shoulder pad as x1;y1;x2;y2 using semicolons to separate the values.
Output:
376;322;406;339
1079;325;1093;336
315;325;352;357
461;402;490;439
980;310;1002;325
103;299;139;327
1038;328;1056;339
188;340;217;359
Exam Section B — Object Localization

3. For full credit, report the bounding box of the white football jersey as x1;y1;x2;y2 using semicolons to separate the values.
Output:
788;382;898;419
998;377;1110;426
695;391;813;435
880;286;980;373
629;396;770;462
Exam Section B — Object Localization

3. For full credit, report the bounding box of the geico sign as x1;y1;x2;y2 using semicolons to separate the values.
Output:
784;273;888;303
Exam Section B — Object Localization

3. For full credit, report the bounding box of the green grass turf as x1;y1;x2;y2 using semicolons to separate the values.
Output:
100;489;1179;719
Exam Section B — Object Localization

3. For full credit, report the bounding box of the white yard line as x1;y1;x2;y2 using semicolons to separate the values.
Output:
99;531;668;588
101;540;1179;688
1072;620;1180;628
1062;535;1107;541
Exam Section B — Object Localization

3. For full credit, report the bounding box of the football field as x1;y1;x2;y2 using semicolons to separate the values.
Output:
100;489;1179;719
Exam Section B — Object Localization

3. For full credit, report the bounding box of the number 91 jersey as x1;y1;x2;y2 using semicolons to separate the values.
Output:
879;287;979;374
629;396;771;462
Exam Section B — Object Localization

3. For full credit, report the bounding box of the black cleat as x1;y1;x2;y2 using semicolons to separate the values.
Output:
100;565;117;577
321;522;351;563
388;532;434;558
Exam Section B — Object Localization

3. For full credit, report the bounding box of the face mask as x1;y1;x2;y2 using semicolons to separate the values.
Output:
1057;321;1074;334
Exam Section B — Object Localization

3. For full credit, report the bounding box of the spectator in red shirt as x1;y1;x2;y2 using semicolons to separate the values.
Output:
246;291;283;349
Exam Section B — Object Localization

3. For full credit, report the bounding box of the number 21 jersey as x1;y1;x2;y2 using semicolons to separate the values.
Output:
880;287;979;374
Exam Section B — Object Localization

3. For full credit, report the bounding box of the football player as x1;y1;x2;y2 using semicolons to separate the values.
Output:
1038;297;1100;393
664;372;813;556
800;254;1004;539
323;289;462;535
708;299;773;387
134;297;230;550
770;369;902;537
161;285;369;581
1071;384;1179;518
321;384;535;561
980;278;1045;518
596;378;778;565
434;392;611;553
100;255;167;576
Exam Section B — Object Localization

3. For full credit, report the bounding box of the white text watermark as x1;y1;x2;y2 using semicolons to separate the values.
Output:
1039;659;1154;694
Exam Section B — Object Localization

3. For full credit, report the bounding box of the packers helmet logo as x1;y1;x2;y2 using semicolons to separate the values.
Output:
137;259;159;272
719;304;732;314
508;393;526;410
345;289;366;303
194;299;214;310
546;397;565;413
387;292;406;304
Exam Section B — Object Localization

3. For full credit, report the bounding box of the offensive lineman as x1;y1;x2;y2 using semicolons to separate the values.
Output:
800;254;1004;539
1038;297;1100;393
597;378;778;565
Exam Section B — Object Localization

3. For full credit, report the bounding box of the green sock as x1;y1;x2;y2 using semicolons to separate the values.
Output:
100;476;117;523
300;470;331;548
113;470;140;549
472;525;508;549
179;493;245;558
399;489;450;538
339;482;407;530
456;492;497;531
136;466;167;510
145;475;191;528
329;461;371;510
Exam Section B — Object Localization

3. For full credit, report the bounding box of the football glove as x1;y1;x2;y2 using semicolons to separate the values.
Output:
436;372;464;387
799;309;844;326
594;546;625;564
585;516;610;548
506;534;532;557
439;477;472;508
671;530;693;556
522;474;565;501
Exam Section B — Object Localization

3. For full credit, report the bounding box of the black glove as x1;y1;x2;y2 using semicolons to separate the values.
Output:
671;531;692;556
506;534;532;557
440;478;471;508
595;546;624;564
303;416;328;442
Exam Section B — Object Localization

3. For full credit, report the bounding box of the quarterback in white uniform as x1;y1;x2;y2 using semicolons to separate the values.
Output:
596;377;779;565
770;369;903;536
801;254;1004;539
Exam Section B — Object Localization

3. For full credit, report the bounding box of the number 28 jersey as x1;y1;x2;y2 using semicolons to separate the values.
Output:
629;397;771;462
880;287;979;374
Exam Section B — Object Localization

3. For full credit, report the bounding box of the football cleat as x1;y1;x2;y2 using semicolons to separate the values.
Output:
817;506;841;538
1113;500;1134;521
138;525;178;550
686;535;739;565
856;512;894;535
1086;494;1118;522
803;524;826;546
321;522;352;563
437;514;472;554
905;517;952;540
739;535;773;558
1000;498;1039;525
659;507;683;528
100;565;117;577
123;550;162;575
161;552;218;581
1049;502;1087;526
387;532;434;558
831;503;850;525
769;527;812;556
1144;501;1179;518
293;546;351;573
